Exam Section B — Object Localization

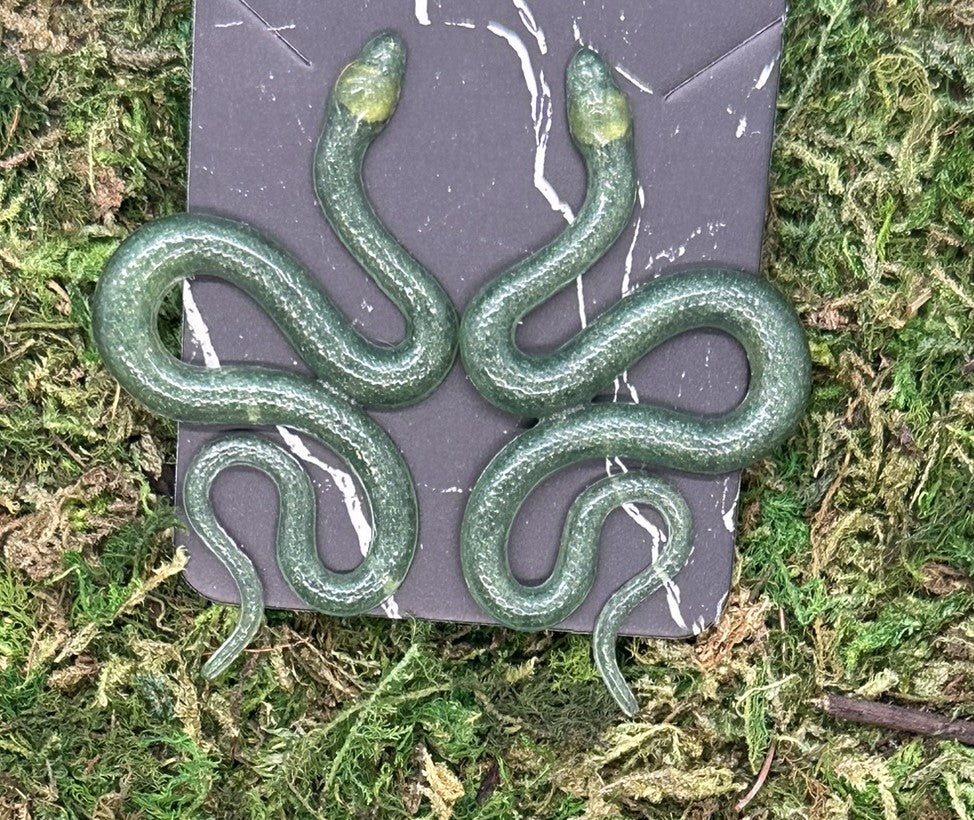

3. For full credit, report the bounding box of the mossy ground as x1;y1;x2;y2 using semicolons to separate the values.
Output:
1;0;973;817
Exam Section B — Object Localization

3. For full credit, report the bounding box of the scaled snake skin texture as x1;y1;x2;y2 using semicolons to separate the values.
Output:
92;34;458;679
92;31;810;716
459;49;811;715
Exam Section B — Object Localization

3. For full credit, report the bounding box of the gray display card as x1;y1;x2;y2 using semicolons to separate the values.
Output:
177;0;786;637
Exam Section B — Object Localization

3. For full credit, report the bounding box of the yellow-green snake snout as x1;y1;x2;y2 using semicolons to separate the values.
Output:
335;32;405;126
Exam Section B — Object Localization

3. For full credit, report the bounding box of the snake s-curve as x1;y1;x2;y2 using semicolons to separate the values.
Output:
93;33;458;679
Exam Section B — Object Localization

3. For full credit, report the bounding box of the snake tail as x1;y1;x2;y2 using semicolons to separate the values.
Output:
185;435;316;679
581;475;693;716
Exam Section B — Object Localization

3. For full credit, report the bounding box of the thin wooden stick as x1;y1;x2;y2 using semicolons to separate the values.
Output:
735;741;776;812
822;693;974;746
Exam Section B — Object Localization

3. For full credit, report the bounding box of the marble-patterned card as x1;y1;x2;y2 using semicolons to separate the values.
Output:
178;0;786;637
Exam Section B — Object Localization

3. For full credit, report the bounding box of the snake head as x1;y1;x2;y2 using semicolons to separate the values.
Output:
567;47;632;148
334;32;405;125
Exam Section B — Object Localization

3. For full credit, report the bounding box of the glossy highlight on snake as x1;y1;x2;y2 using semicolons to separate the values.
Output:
460;48;811;715
92;33;458;679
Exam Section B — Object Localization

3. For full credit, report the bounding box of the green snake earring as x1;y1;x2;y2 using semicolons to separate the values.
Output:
459;48;811;715
92;33;458;678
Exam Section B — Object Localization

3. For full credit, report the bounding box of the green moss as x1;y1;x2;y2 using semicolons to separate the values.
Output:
2;0;974;816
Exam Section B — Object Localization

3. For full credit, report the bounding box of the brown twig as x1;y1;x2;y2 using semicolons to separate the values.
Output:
0;148;33;170
735;741;776;812
0;129;62;170
822;693;974;746
51;433;85;467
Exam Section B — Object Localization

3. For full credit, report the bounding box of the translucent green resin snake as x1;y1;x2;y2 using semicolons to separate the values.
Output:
92;34;458;679
460;49;811;715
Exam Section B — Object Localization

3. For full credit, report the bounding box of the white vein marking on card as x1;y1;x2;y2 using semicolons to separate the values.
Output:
644;222;726;272
755;59;775;90
183;281;221;367
720;475;739;534
622;183;645;296
615;63;653;94
619;183;644;406
277;428;400;619
512;0;547;54
486;19;582;330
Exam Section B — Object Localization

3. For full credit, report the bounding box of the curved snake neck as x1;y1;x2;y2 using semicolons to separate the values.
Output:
92;33;458;679
459;47;811;715
461;49;638;419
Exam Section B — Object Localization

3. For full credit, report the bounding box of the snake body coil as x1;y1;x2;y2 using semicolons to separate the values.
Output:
460;49;811;714
93;34;458;679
